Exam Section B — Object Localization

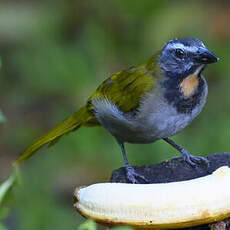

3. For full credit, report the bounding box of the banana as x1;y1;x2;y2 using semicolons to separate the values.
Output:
74;166;230;229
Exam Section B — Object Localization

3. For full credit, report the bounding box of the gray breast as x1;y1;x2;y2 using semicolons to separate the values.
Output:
92;78;207;144
132;77;208;143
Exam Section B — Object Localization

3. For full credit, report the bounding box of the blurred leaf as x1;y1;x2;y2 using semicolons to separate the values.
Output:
0;208;9;221
0;110;6;124
77;220;134;230
111;226;134;230
0;167;19;207
77;220;97;230
0;223;7;230
0;4;59;43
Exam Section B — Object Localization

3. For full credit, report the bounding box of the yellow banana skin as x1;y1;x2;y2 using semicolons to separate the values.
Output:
74;166;230;229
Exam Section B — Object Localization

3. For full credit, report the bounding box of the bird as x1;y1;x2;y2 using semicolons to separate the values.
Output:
14;38;219;183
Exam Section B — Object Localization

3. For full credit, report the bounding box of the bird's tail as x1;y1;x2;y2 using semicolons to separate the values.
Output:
14;106;96;164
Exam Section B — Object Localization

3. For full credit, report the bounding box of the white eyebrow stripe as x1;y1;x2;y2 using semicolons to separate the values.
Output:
168;43;200;52
168;43;185;50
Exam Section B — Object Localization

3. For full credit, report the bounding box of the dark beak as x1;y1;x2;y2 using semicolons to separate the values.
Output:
194;47;219;64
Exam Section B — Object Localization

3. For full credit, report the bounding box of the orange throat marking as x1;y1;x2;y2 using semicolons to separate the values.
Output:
180;74;199;98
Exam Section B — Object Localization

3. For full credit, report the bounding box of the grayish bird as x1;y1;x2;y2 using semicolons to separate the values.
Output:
15;38;219;183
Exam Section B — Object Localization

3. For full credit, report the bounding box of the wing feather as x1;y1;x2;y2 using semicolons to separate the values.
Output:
87;54;159;113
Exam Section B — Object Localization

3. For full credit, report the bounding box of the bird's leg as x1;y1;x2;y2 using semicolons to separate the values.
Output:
119;143;148;183
163;138;209;167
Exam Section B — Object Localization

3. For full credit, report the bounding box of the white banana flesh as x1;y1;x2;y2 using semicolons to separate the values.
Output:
74;166;230;229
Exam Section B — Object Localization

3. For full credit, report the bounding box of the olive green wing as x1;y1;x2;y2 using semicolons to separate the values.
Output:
87;54;159;113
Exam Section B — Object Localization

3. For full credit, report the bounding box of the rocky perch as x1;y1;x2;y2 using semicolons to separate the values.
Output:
110;152;230;230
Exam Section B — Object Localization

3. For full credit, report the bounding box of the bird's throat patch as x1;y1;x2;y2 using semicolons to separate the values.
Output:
180;74;199;98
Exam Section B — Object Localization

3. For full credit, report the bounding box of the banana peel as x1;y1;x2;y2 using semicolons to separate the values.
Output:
74;166;230;229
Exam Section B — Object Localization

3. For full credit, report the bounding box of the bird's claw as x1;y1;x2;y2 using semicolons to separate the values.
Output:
182;151;209;168
126;166;148;184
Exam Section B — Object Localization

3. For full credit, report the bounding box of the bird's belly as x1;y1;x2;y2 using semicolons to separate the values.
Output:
92;93;205;144
122;106;202;144
129;111;193;143
124;86;207;143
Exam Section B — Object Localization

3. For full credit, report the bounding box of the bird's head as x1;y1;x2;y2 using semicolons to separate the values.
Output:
159;38;219;79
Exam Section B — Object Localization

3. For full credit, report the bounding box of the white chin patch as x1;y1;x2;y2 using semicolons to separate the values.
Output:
193;65;205;75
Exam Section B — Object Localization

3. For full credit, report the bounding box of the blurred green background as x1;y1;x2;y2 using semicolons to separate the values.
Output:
0;0;230;229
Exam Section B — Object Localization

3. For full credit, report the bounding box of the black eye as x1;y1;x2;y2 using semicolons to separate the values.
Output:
175;49;184;58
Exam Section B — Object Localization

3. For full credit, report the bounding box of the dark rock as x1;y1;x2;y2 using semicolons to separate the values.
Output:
110;152;230;230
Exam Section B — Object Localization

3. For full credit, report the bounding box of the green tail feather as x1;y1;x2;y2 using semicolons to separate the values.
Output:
14;106;91;165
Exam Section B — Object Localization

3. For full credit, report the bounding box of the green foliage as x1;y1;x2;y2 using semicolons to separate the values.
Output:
0;110;6;124
0;223;7;230
0;168;19;206
77;220;134;230
0;168;19;230
111;226;133;230
77;220;97;230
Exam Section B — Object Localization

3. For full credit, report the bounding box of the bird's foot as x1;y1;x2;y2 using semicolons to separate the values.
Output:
182;150;209;167
126;166;148;184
